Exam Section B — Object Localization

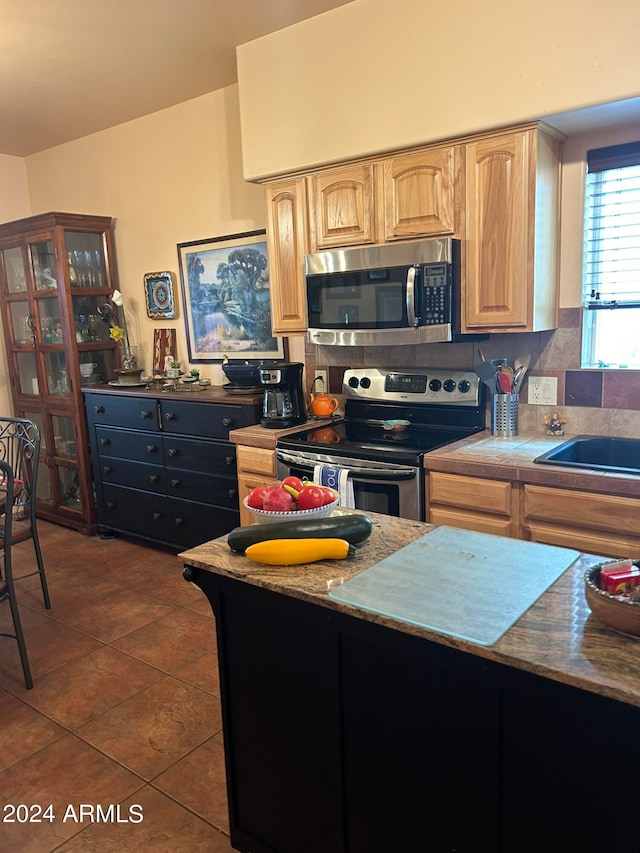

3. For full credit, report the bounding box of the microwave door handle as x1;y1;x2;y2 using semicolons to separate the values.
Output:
406;266;417;326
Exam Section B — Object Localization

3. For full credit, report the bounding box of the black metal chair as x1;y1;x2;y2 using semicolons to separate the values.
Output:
0;417;50;609
0;458;33;688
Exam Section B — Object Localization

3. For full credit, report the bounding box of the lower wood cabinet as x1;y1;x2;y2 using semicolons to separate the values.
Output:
185;569;640;853
236;445;277;525
84;390;260;549
426;470;517;536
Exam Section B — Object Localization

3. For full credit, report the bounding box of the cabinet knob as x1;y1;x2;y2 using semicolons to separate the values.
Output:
171;478;180;487
165;412;176;421
227;489;237;498
149;474;159;483
106;500;115;509
95;405;105;414
102;465;112;474
152;512;161;521
222;417;232;427
174;517;184;526
167;448;177;457
140;410;152;419
225;455;235;466
100;437;110;446
146;444;158;453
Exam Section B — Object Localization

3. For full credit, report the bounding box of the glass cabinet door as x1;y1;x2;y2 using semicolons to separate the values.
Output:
29;239;57;291
4;246;27;293
65;231;107;289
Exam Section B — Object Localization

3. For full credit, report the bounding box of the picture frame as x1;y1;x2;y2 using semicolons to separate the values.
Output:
177;230;285;363
144;271;176;319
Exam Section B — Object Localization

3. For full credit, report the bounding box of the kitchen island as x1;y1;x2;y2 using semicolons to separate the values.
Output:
181;512;640;853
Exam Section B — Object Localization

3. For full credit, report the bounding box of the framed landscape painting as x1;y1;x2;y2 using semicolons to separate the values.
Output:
177;230;285;363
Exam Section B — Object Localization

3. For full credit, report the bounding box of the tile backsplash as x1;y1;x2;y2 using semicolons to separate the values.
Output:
308;308;640;438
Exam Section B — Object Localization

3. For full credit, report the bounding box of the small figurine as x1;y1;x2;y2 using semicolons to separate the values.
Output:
544;411;567;436
164;349;175;374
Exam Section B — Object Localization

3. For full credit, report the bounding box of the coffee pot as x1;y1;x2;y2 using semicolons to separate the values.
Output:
310;390;339;418
259;362;307;429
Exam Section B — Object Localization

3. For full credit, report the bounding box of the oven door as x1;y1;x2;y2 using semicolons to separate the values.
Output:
276;448;422;521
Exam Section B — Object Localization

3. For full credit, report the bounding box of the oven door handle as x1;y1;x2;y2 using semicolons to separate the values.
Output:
276;450;416;480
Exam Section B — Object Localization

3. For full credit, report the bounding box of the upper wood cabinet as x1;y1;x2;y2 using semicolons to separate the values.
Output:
264;177;309;334
381;146;460;240
462;126;562;333
309;164;376;250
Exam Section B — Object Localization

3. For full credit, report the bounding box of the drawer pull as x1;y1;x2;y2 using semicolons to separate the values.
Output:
100;437;110;446
174;517;184;526
95;405;105;414
167;448;177;457
106;500;115;509
225;455;235;466
102;465;112;474
141;410;152;419
153;512;161;521
147;444;158;453
149;474;159;483
165;412;176;421
171;478;181;487
228;488;237;498
222;417;232;427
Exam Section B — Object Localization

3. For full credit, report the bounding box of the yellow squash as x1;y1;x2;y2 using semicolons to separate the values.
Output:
244;538;356;565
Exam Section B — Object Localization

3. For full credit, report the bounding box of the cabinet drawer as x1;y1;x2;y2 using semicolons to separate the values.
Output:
86;394;160;431
429;472;512;516
159;400;246;439
237;445;276;477
525;521;640;558
429;506;513;537
524;485;640;535
99;458;164;493
167;470;238;508
163;436;236;474
96;427;162;462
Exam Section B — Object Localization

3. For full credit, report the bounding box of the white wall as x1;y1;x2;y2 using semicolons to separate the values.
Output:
0;155;31;414
237;0;640;180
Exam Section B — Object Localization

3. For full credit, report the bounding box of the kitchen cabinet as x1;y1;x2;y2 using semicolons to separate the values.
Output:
264;177;309;334
426;470;517;536
522;483;640;556
380;145;460;240
236;445;277;525
308;163;376;250
462;125;563;333
0;211;120;534
84;389;261;549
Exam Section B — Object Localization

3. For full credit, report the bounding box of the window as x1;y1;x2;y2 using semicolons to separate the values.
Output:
581;140;640;369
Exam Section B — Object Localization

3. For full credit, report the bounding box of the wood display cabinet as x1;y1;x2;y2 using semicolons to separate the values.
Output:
0;211;120;534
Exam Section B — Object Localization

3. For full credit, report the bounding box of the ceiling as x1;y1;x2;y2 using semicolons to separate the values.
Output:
0;0;355;157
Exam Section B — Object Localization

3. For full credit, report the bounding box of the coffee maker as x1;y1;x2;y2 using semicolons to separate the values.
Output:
259;362;307;429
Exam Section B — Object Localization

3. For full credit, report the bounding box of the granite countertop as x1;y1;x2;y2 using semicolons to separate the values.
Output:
181;510;640;710
424;430;640;498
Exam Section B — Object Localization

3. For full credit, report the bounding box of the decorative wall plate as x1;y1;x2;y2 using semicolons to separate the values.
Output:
144;271;176;319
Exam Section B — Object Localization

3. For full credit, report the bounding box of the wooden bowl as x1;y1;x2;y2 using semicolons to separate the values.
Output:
584;563;640;637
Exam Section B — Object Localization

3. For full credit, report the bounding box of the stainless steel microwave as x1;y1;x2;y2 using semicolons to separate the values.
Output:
305;237;463;347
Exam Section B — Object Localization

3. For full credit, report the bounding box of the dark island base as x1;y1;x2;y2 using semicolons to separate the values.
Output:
184;567;640;853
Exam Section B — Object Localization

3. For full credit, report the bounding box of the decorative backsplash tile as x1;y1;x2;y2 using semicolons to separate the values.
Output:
565;370;603;407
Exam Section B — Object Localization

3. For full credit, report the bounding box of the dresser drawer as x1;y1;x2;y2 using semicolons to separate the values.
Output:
167;470;239;507
159;400;246;439
99;458;165;493
96;427;162;462
163;436;237;474
86;394;159;431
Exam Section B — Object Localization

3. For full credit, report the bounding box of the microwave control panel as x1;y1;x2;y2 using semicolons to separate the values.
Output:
421;263;451;326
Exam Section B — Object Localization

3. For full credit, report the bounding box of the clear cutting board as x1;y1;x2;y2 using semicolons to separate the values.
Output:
329;526;580;646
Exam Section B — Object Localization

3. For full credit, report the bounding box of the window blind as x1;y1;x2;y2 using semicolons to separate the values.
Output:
583;141;640;308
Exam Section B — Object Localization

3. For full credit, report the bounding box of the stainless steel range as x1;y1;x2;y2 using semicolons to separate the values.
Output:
276;367;486;521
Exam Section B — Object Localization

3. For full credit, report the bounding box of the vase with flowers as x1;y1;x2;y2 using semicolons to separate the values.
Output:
98;290;138;371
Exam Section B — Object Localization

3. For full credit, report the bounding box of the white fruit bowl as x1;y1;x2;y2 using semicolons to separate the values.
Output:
243;495;339;524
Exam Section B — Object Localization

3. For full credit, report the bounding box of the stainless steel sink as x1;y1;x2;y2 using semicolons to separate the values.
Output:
534;435;640;475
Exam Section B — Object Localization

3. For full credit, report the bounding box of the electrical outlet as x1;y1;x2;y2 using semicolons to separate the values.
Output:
527;376;558;406
314;369;328;392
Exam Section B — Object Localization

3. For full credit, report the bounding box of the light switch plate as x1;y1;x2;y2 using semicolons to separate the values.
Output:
528;376;558;406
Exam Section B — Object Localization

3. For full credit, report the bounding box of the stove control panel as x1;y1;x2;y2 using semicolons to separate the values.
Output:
343;368;481;406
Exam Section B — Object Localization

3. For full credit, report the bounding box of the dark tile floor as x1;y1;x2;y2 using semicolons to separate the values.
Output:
0;521;234;852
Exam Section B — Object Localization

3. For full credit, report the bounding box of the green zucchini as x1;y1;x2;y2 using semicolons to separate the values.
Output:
227;513;373;553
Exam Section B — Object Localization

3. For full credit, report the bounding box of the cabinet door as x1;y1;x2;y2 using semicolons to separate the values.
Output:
213;578;344;853
382;146;459;240
309;164;376;249
265;178;309;334
463;130;531;330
